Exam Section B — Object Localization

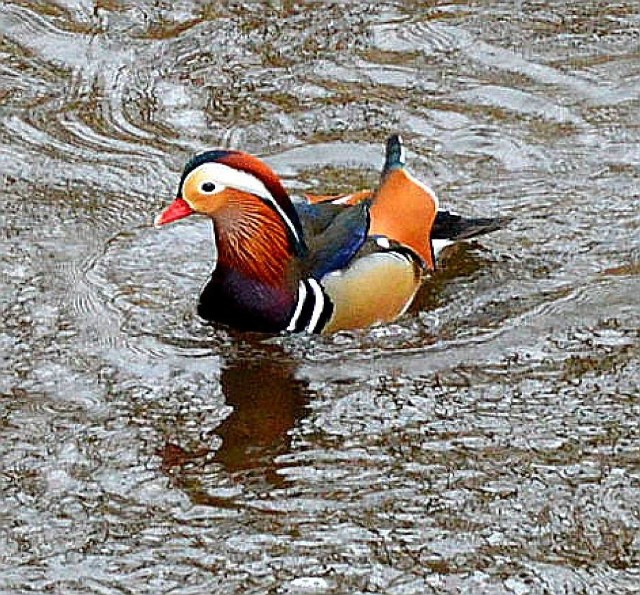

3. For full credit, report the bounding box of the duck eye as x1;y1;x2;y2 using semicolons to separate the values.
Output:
201;182;216;193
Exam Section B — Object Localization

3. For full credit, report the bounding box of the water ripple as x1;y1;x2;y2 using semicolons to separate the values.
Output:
2;2;640;593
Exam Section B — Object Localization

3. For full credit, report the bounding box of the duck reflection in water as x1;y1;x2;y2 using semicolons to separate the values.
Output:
215;343;310;481
160;342;310;491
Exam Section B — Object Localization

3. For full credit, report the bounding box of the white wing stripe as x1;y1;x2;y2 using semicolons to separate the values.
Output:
432;239;453;259
286;281;307;331
305;278;325;333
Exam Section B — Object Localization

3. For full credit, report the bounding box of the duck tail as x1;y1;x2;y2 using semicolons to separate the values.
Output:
382;134;406;175
369;136;438;270
433;211;513;241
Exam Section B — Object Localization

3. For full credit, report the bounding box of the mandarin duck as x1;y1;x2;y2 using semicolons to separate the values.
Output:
155;136;508;334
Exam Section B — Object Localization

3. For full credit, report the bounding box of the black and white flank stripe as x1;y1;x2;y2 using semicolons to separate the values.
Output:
286;278;334;333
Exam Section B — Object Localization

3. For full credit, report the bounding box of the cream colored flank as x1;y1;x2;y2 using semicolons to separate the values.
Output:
321;252;422;333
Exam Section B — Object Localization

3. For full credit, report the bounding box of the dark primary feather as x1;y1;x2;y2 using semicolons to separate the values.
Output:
295;201;352;237
432;211;512;241
296;201;370;279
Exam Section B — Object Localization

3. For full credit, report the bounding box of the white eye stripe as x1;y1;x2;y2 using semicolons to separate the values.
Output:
184;162;302;244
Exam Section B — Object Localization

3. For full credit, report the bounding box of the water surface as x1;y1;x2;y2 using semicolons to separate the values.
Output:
1;1;639;593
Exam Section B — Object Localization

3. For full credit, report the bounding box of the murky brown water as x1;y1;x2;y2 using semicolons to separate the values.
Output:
2;1;639;593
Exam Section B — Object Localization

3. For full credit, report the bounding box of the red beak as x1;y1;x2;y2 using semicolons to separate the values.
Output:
154;198;194;227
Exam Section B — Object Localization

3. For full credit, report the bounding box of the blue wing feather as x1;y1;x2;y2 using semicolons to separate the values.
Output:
295;201;370;279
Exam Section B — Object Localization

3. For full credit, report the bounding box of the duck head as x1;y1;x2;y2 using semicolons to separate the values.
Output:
155;150;307;286
156;150;305;250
